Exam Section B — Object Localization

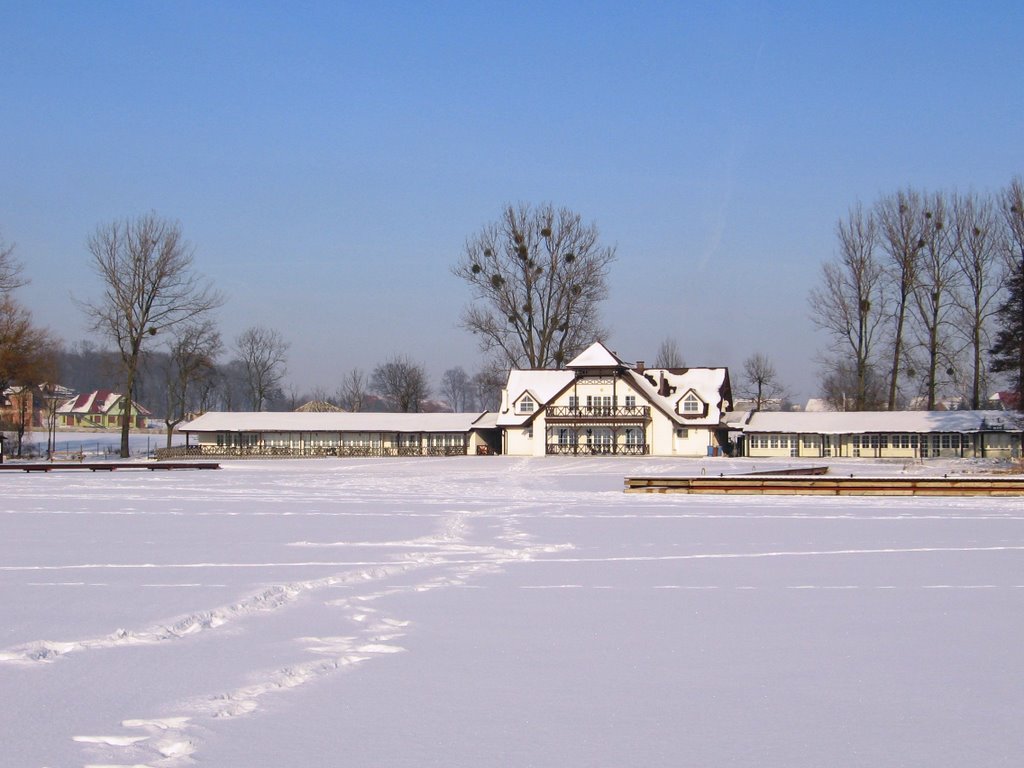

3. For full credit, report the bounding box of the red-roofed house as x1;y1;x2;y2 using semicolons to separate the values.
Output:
56;390;151;429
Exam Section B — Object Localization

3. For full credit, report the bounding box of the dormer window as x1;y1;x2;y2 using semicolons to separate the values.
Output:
681;393;702;414
519;395;535;414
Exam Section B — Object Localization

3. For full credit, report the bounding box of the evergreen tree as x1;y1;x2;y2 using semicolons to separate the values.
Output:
989;262;1024;411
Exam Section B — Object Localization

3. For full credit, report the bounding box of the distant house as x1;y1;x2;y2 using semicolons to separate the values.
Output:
57;390;151;429
497;342;733;457
1;384;74;431
742;410;1022;459
1;386;41;429
989;391;1021;411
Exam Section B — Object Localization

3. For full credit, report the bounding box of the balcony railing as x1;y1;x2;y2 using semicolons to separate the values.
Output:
546;405;650;419
156;444;470;459
546;443;650;456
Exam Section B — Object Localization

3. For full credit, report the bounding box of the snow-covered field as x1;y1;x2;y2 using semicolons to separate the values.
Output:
1;456;1022;767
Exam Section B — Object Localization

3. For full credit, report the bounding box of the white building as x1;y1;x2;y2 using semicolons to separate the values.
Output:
497;342;733;457
742;410;1022;459
180;411;499;457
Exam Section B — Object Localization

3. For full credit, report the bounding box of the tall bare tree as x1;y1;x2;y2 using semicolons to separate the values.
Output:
0;298;57;402
810;203;886;410
737;352;787;410
440;366;474;412
0;298;58;456
161;321;222;446
876;189;926;408
909;193;960;409
235;326;289;411
371;355;430;412
454;203;616;368
653;337;684;368
819;359;886;411
951;192;1005;408
83;213;222;456
473;360;506;412
337;368;368;412
0;233;26;296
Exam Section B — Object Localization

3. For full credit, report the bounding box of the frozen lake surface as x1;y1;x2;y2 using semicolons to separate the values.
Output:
1;456;1022;767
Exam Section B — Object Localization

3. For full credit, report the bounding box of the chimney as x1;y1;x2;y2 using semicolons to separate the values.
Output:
635;360;645;374
658;372;670;397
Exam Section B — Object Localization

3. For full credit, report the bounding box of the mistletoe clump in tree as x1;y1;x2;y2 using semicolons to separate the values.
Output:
454;203;616;369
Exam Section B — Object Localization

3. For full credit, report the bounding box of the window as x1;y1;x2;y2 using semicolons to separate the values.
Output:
625;395;636;408
681;393;702;414
519;395;534;414
676;428;689;439
558;428;576;446
625;428;642;446
568;395;579;410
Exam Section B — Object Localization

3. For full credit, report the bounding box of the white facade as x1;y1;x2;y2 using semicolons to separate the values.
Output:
180;411;499;457
497;342;733;457
742;410;1022;459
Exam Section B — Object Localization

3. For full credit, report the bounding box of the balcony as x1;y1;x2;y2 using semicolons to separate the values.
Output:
546;405;650;422
546;443;650;456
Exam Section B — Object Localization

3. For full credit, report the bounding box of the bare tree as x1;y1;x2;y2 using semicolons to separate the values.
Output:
876;189;926;408
473;360;506;412
82;213;222;456
161;320;222;446
0;233;26;296
0;298;58;456
910;193;961;409
951;192;1005;408
371;355;430;412
235;326;289;411
819;359;886;411
0;298;57;400
440;366;474;411
653;337;684;368
810;203;886;410
337;368;368;412
737;352;787;410
454;203;616;368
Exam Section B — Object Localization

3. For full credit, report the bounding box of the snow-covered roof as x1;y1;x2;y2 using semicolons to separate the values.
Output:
744;410;1020;435
496;358;732;428
181;411;494;434
566;341;627;369
625;367;730;426
803;398;833;412
496;370;574;426
56;390;151;417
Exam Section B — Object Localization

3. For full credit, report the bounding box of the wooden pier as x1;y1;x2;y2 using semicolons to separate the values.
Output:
624;473;1024;497
0;461;221;473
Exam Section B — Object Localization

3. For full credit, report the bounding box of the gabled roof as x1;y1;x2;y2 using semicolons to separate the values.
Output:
56;390;151;416
625;367;730;426
566;341;627;369
496;370;574;426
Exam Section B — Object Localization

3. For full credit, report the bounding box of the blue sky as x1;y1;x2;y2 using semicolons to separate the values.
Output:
2;1;1022;402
